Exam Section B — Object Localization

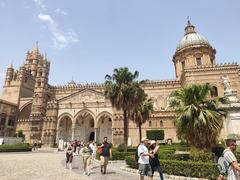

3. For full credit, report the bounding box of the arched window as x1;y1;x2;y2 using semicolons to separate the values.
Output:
37;81;41;87
160;120;163;127
149;120;152;127
211;86;218;97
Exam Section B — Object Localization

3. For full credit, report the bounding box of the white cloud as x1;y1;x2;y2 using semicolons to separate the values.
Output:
38;13;79;49
33;0;77;49
54;8;67;16
38;14;54;24
52;31;78;49
33;0;46;10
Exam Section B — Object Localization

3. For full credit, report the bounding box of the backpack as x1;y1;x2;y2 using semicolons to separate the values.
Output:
217;150;231;175
135;144;140;162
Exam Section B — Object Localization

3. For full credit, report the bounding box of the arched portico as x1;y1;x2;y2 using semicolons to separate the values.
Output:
73;109;96;142
96;111;113;143
56;113;73;142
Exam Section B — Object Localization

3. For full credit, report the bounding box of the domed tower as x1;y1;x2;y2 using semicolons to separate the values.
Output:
173;20;216;79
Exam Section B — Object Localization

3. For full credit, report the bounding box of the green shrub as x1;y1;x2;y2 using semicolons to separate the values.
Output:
125;156;219;179
0;143;31;152
170;153;190;161
146;129;164;140
189;148;214;162
96;151;135;160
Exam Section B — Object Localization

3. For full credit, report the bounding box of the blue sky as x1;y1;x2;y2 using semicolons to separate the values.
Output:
0;0;240;92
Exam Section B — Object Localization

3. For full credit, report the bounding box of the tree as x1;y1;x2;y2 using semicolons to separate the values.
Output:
105;67;139;152
132;92;154;144
169;83;226;150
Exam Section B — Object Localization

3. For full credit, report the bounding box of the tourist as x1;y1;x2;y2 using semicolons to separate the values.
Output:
65;142;74;170
138;137;153;180
149;140;164;180
98;137;112;174
33;141;38;151
89;140;97;169
76;141;81;155
81;142;92;176
220;139;240;179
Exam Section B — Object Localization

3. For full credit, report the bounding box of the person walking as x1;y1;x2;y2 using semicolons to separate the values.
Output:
81;142;92;176
220;139;240;180
138;137;153;180
65;142;74;170
149;140;164;180
89;140;97;169
98;137;112;174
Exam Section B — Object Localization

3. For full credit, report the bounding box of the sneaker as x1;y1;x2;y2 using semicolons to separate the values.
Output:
87;172;91;176
83;171;86;175
103;172;106;174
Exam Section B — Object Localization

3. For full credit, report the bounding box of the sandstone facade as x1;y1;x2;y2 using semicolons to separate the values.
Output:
0;21;239;146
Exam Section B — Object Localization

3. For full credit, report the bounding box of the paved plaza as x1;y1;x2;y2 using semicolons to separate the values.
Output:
0;151;162;180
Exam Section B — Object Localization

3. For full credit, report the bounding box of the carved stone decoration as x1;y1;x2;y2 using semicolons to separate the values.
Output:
59;90;105;104
221;76;231;92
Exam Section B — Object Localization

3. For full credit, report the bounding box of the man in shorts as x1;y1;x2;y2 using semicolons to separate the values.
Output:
138;137;153;180
98;137;112;174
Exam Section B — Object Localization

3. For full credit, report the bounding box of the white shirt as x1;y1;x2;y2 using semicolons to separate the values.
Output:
223;148;240;180
138;143;149;164
89;143;96;155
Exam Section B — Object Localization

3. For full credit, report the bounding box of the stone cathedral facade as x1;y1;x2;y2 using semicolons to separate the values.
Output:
0;21;240;146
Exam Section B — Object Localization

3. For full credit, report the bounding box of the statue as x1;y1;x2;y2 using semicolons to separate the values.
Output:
221;76;231;91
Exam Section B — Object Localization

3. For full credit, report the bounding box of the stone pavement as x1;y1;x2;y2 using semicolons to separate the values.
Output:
0;151;160;180
0;151;206;180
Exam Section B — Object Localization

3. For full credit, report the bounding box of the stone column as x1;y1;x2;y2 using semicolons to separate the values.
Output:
71;127;75;140
94;128;97;142
55;128;59;144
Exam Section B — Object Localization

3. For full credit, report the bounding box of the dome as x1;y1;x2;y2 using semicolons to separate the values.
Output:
176;21;211;51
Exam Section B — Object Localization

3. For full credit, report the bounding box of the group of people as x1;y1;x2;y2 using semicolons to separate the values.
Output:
137;137;164;180
64;137;112;176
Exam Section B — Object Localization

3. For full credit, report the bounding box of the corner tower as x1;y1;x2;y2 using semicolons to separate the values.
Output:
173;20;216;79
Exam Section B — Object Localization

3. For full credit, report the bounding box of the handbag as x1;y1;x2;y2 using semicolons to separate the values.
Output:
97;147;103;155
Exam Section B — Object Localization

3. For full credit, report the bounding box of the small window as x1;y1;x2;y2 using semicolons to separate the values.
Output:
39;72;42;77
182;61;185;69
8;117;15;126
149;120;152;127
24;76;28;83
0;117;6;125
37;81;41;87
211;86;218;97
160;120;163;127
196;57;202;66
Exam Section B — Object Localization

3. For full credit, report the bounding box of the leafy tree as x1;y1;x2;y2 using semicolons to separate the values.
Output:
169;83;226;150
105;67;139;152
132;91;154;143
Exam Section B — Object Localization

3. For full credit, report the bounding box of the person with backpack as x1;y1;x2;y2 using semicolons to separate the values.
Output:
137;137;153;180
149;140;164;180
218;139;240;180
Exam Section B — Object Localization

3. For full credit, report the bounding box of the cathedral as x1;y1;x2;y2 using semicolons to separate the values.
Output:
0;21;239;146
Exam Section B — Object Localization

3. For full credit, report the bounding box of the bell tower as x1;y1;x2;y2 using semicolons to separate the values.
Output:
28;44;50;142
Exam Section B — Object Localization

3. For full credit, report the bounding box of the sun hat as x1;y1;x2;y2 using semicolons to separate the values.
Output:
149;140;156;146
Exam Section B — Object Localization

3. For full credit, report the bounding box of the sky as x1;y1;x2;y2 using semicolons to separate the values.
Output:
0;0;240;93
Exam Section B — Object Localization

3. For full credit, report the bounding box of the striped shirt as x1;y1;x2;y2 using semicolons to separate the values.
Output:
223;148;240;180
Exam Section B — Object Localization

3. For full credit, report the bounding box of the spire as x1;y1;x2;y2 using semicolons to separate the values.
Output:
32;41;39;53
184;17;196;35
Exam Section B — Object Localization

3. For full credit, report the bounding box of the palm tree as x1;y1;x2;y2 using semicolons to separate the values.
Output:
132;93;154;144
105;67;139;152
169;83;226;150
